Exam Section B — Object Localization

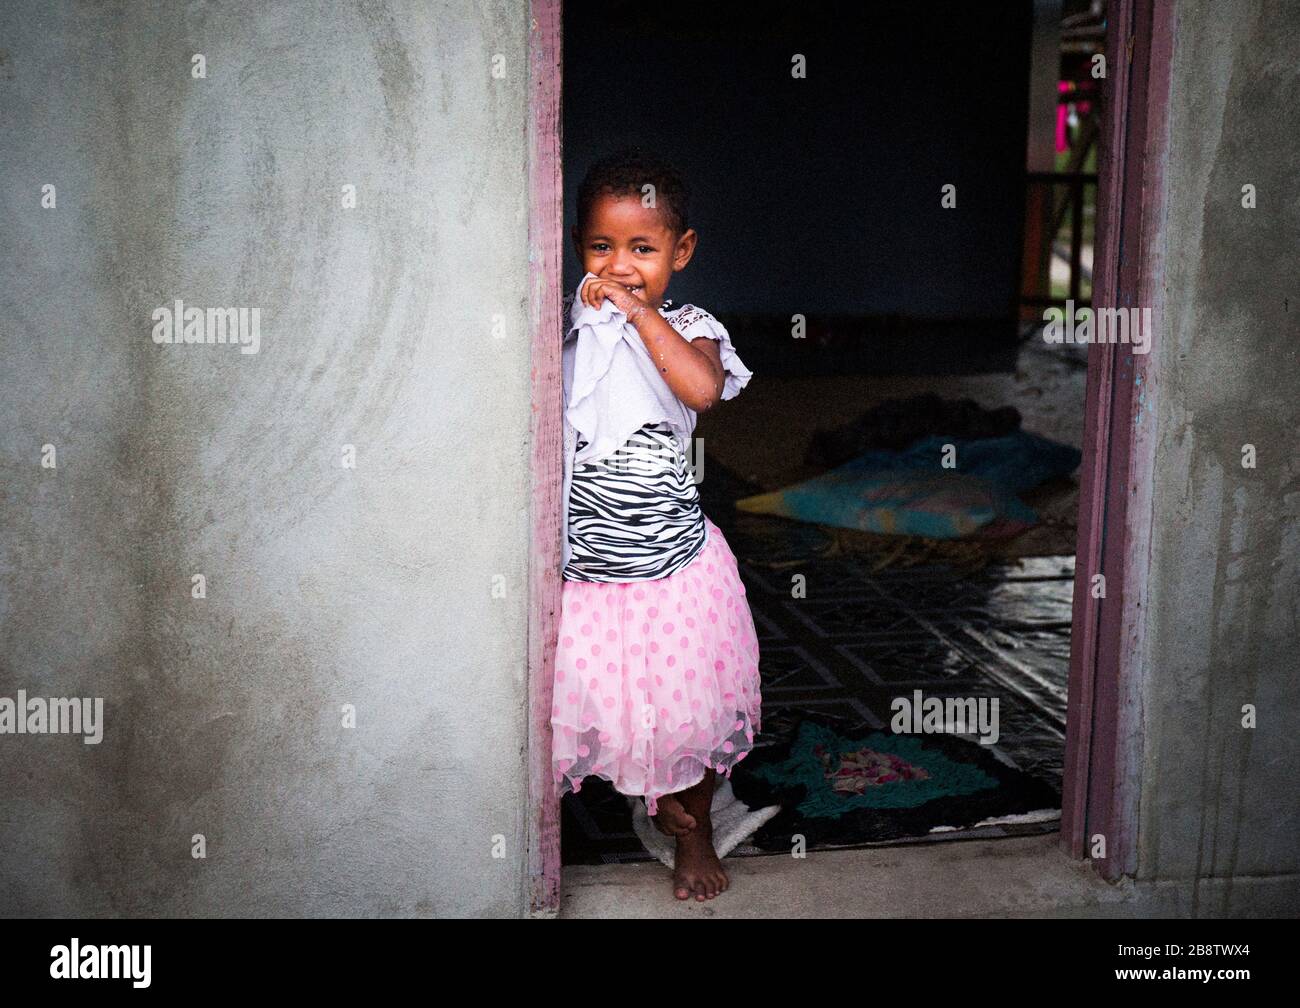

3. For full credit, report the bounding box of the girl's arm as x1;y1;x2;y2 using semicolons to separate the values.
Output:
629;308;726;413
584;280;726;413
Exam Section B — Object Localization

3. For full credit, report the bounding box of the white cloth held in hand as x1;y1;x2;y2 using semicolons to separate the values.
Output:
560;272;754;572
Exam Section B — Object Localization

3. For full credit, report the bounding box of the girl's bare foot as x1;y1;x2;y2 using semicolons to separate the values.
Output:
650;794;696;837
672;817;729;901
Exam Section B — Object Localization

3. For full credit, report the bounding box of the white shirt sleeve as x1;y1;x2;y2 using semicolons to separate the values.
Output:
665;305;754;401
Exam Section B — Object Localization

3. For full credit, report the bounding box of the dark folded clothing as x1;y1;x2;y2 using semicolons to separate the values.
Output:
808;394;1022;469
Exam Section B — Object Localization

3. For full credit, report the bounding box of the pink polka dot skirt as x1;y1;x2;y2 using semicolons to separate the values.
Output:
551;516;763;817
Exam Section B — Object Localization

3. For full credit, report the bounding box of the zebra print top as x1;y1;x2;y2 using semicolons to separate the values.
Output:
561;420;708;583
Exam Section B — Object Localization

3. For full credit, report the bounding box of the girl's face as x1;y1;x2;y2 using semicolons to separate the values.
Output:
573;192;697;308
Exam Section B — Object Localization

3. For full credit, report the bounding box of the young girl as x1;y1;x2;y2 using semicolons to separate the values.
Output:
551;149;763;902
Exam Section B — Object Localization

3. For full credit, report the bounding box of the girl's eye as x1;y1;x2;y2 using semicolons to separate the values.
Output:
590;243;609;252
635;245;654;254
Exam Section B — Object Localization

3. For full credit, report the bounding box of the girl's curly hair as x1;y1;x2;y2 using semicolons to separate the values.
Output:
576;147;690;237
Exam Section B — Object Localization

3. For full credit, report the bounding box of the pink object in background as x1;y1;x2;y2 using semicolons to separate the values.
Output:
1057;80;1071;151
1058;80;1095;152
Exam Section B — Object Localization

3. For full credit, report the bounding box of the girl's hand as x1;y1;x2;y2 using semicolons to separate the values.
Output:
580;276;651;319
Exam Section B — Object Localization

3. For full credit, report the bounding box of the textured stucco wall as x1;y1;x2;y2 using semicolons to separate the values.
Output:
1138;1;1300;901
0;1;532;916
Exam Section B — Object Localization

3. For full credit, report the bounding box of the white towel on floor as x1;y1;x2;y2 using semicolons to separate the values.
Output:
629;777;783;868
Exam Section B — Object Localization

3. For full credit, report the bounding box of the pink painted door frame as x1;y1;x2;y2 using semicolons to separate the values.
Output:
525;0;564;916
1060;0;1172;881
525;0;1174;911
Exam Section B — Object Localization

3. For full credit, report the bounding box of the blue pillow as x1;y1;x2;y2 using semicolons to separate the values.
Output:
736;432;1080;539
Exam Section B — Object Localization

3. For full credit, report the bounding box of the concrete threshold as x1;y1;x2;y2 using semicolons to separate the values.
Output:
557;832;1300;918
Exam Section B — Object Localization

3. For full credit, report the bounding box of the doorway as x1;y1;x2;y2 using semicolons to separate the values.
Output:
526;0;1167;912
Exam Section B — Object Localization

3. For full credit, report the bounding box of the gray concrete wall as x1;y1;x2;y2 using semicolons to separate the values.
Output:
1138;0;1300;904
0;0;532;916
